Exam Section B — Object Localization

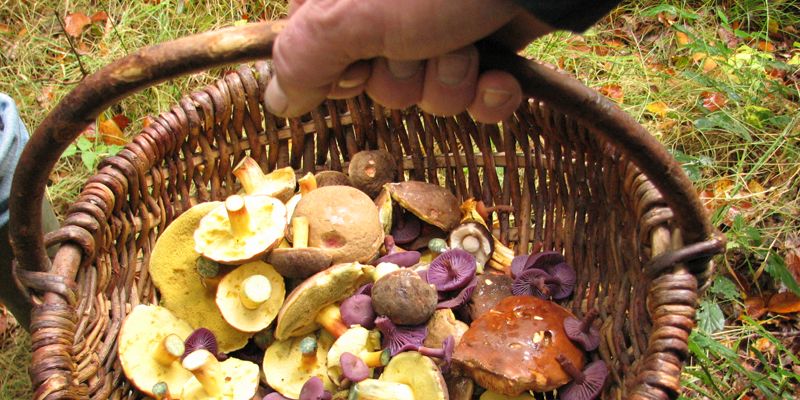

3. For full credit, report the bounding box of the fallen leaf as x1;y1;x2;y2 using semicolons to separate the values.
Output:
98;117;127;145
599;84;624;103
746;180;766;196
752;337;775;354
784;240;800;285
0;23;10;34
90;11;108;23
141;115;155;129
646;101;669;117
701;91;727;112
603;39;625;49
675;31;691;46
766;292;800;314
754;40;775;52
111;114;131;131
64;12;92;37
36;85;56;110
744;296;767;319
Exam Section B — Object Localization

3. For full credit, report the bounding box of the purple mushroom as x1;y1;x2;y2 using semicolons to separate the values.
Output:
512;267;574;300
182;328;227;361
374;315;427;356
391;211;422;245
341;294;377;329
372;236;421;267
396;335;455;373
511;250;566;279
340;352;370;383
355;283;373;296
564;309;601;352
436;276;478;310
263;393;291;400
427;249;477;292
299;376;332;400
556;356;608;400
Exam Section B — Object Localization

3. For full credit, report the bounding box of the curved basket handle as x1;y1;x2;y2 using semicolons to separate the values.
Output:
10;21;717;274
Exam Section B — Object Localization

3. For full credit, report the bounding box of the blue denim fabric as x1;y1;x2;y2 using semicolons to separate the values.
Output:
0;93;29;229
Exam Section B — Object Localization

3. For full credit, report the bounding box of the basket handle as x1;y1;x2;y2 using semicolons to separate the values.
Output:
10;21;718;274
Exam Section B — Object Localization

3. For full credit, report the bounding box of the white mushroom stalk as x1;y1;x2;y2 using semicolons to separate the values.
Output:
225;195;252;239
293;216;309;248
153;334;186;366
239;274;272;310
182;349;224;397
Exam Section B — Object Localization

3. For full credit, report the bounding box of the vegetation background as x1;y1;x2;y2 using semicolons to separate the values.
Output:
1;0;798;399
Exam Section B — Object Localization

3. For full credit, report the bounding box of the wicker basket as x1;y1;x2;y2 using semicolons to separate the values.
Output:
9;22;724;399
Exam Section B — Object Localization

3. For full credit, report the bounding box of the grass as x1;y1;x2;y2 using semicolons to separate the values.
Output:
1;0;799;399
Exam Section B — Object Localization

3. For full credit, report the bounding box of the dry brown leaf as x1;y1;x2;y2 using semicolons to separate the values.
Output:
599;84;624;103
701;91;727;112
90;11;109;23
744;296;767;320
784;242;800;285
36;85;56;110
98;117;127;145
645;101;669;118
766;292;800;314
752;337;775;355
754;40;775;52
64;12;92;37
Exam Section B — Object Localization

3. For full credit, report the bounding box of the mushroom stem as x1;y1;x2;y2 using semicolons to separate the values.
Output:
299;336;318;365
239;274;272;310
579;309;600;333
461;235;481;253
556;354;585;384
153;334;185;366
360;348;391;368
315;304;348;338
152;382;172;400
182;349;224;397
292;216;310;249
225;195;251;239
298;172;317;195
233;157;267;195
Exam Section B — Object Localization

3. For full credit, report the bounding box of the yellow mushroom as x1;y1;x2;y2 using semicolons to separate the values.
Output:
180;349;260;400
215;261;285;333
233;156;296;202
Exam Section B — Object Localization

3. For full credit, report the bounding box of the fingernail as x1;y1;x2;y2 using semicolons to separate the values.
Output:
387;60;421;79
437;53;471;86
338;78;365;89
482;89;512;108
265;80;288;115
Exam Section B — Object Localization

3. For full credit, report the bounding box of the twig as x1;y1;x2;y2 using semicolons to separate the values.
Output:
108;14;129;55
54;11;89;79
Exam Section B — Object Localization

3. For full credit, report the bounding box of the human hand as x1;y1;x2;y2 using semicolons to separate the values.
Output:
266;0;553;123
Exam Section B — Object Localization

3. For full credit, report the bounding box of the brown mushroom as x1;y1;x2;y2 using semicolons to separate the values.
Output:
315;170;352;187
385;181;461;232
349;150;396;198
452;296;585;396
194;194;286;265
268;216;332;279
424;309;469;349
467;272;514;320
447;376;475;400
233;156;296;202
371;268;438;326
292;186;384;264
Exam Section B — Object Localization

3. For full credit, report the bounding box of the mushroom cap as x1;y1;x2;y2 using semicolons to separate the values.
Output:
373;251;421;268
233;158;296;202
194;195;287;265
350;379;416;400
380;351;448;400
215;261;285;333
315;170;351;187
448;222;494;267
118;305;194;397
478;391;536;400
511;268;555;299
558;360;608;400
436;276;478;310
299;376;332;400
340;294;376;329
149;202;250;352
349;150;396;198
340;352;370;383
468;273;513;320
182;328;225;361
452;296;585;395
268;247;333;279
548;262;577;300
427;249;477;292
375;316;427;356
563;315;601;352
275;262;374;340
386;181;461;232
263;332;336;399
391;211;422;245
293;186;384;264
371;268;438;326
511;251;565;279
327;326;377;385
180;356;260;400
424;309;469;349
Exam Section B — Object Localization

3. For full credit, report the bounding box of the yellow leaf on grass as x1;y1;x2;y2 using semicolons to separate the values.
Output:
98;116;127;145
675;31;691;46
646;101;669;117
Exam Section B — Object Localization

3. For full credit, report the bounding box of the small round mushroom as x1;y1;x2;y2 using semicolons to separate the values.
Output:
564;309;601;352
268;216;333;279
348;150;396;198
233;156;296;202
263;332;336;399
150;202;251;352
372;235;420;267
427;249;477;292
216;261;285;333
340;294;376;329
449;222;494;269
556;357;608;400
327;326;389;385
386;181;461;232
292;186;384;264
194;194;287;265
315;170;351;187
379;351;449;400
182;328;226;361
299;376;333;400
275;262;375;340
452;296;585;395
350;379;415;400
428;238;449;254
371;268;438;325
180;349;260;400
118;305;194;397
512;267;574;300
375;316;427;356
340;352;370;383
436;276;478;310
391;210;422;245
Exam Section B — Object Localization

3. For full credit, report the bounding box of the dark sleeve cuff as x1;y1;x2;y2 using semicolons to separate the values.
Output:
513;0;622;32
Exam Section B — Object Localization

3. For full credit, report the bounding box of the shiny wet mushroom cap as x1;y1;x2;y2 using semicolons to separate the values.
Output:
468;273;513;320
386;181;461;232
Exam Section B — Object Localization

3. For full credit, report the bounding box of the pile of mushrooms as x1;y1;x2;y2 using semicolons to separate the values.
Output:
132;152;608;399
